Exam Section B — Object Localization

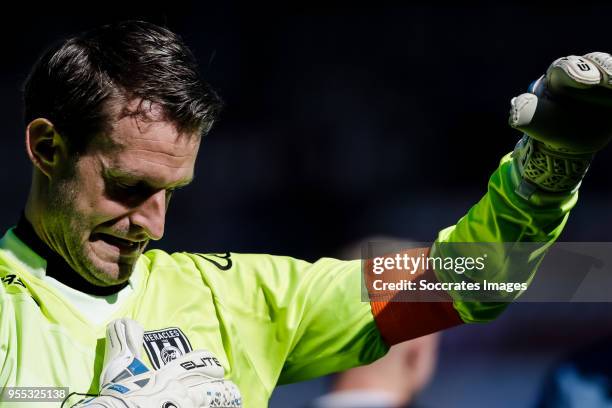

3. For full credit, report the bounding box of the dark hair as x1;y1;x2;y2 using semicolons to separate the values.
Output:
23;20;222;153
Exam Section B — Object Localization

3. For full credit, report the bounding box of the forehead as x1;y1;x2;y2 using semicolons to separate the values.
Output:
92;114;201;186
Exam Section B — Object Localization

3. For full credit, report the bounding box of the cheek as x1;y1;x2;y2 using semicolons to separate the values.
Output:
80;194;130;226
71;166;128;224
87;198;129;223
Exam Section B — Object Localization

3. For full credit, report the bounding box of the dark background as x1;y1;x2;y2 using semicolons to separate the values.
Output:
3;3;612;407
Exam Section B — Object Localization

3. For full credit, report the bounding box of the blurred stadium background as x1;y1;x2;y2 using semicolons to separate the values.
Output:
2;3;612;407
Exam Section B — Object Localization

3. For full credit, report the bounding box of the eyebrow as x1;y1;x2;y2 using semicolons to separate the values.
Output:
104;167;194;189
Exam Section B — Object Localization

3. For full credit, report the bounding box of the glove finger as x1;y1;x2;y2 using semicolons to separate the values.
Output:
120;318;144;360
201;380;242;408
105;319;144;361
509;93;538;128
101;319;147;386
510;91;611;153
546;55;601;93
544;53;612;107
583;52;612;87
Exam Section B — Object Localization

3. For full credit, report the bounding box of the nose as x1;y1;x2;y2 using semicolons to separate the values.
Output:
129;189;167;240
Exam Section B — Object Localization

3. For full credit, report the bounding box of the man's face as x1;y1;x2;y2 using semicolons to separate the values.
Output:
45;107;200;286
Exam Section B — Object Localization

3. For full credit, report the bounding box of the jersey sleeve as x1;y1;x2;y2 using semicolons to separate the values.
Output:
273;257;387;384
188;253;388;387
434;152;578;322
366;153;578;344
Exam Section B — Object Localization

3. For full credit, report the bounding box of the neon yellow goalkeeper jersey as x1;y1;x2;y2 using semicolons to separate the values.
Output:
0;238;389;407
0;154;577;407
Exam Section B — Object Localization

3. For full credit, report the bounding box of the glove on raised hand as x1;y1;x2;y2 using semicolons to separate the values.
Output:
509;52;612;199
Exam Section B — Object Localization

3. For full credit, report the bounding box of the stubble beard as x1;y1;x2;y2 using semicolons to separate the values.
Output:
45;176;135;287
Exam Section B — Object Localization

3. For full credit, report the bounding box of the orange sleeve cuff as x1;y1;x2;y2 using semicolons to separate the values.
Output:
364;247;464;345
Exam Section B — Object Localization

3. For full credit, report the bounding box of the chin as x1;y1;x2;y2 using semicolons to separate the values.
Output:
84;255;135;286
85;242;139;285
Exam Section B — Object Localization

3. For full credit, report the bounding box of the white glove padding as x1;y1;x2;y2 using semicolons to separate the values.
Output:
510;52;612;154
71;318;241;408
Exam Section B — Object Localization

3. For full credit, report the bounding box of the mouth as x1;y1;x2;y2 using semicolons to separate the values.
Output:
91;233;145;255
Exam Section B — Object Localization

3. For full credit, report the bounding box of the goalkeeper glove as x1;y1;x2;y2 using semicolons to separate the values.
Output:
70;318;241;408
509;52;612;200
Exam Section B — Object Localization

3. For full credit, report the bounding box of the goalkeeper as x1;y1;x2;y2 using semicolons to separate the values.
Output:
1;20;611;407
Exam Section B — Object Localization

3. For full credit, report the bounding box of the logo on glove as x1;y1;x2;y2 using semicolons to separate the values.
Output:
160;341;182;364
142;327;193;370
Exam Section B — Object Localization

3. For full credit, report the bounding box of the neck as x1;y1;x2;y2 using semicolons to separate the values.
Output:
14;213;127;296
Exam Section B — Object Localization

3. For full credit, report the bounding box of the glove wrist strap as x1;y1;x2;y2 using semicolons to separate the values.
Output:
511;135;592;200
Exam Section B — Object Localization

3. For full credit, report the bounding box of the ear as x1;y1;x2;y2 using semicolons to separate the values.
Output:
25;118;69;179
